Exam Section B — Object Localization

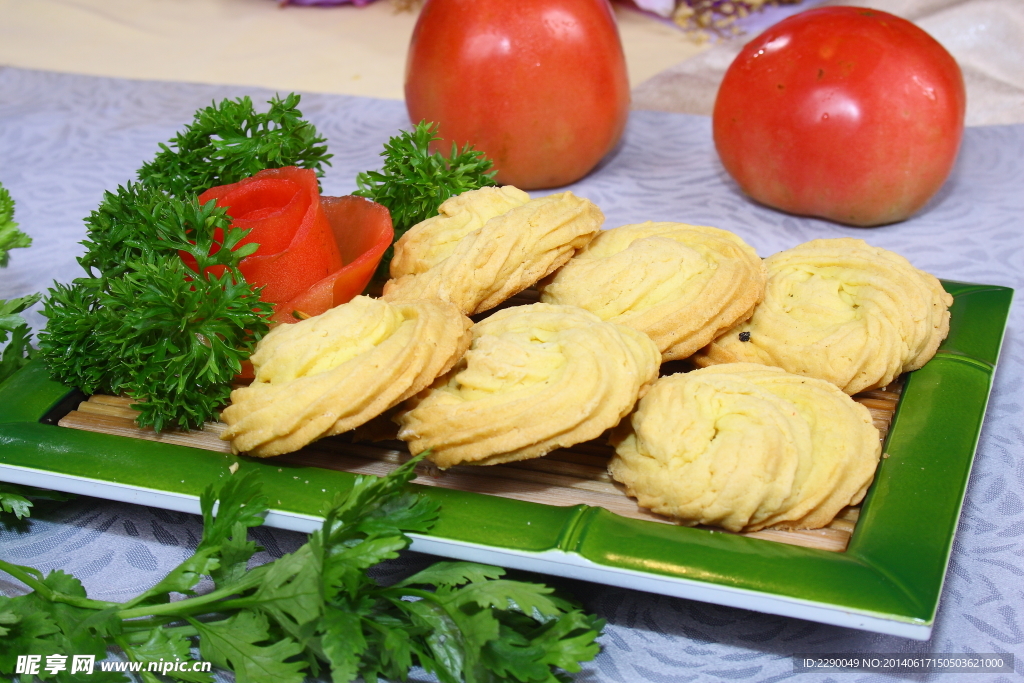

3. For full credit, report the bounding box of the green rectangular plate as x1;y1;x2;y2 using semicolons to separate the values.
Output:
0;280;1012;639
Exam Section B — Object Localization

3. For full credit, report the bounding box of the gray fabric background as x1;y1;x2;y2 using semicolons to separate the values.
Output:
1;66;1022;681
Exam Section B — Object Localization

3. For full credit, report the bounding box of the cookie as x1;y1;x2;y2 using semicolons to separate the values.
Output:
390;185;531;277
382;190;603;315
539;221;766;361
221;295;472;457
395;303;661;469
609;363;881;532
694;238;952;394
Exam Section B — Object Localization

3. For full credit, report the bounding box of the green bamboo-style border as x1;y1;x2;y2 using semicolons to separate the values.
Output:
0;281;1013;628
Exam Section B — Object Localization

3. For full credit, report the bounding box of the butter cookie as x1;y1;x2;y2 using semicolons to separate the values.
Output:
221;296;472;457
389;185;531;277
382;190;603;315
694;238;952;394
539;221;766;361
609;364;881;532
396;303;660;469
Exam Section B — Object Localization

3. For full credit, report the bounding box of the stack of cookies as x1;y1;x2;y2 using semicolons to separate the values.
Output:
220;186;953;535
382;187;604;316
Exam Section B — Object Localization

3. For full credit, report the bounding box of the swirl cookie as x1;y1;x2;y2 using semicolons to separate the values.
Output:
609;364;881;532
694;238;952;394
390;185;531;277
382;189;603;315
395;303;661;469
221;296;472;457
539;222;767;361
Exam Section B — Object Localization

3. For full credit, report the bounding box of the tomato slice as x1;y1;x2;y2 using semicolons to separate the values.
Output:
198;168;394;325
272;195;394;324
199;167;343;304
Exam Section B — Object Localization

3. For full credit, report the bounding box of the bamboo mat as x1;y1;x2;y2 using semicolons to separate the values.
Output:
57;381;901;554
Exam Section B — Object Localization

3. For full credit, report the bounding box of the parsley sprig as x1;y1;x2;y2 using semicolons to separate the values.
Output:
137;93;332;199
355;121;497;278
37;187;271;431
0;455;604;682
37;94;333;432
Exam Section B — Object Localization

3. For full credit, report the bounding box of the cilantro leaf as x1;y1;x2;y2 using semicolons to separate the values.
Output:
317;609;367;682
123;547;223;609
0;483;71;528
123;471;269;609
397;561;506;590
0;293;41;385
440;579;566;620
0;595;61;671
189;611;307;683
198;470;269;552
0;181;31;268
0;447;603;683
198;471;268;587
0;486;32;520
211;522;263;589
121;628;214;683
248;545;322;640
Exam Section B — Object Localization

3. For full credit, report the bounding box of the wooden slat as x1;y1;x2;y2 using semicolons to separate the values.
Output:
60;404;231;452
56;377;903;554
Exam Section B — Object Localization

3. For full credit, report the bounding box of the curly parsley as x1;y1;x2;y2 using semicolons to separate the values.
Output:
355;121;497;279
137;93;332;198
38;187;271;431
36;94;337;432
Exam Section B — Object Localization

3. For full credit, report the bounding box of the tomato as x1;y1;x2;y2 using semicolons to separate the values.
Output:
713;7;966;226
197;168;393;325
405;0;630;190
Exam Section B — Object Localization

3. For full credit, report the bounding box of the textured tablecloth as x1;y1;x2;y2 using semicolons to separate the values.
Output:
1;65;1023;682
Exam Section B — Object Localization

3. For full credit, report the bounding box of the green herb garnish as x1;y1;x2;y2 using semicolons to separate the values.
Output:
0;182;39;385
0;455;603;682
137;93;332;199
355;121;497;279
37;187;271;431
1;182;32;268
0;483;72;528
37;92;336;432
0;183;62;525
0;293;41;386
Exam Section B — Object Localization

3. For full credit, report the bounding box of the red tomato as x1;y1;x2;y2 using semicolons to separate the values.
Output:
197;168;393;325
405;0;630;190
713;7;966;226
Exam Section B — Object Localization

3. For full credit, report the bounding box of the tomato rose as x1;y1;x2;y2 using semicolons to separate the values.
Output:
198;167;393;324
713;7;966;226
405;0;630;190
